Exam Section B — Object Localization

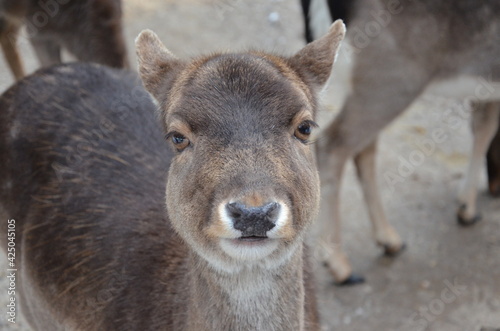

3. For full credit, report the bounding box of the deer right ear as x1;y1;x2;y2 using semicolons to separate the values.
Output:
289;19;346;91
135;30;184;100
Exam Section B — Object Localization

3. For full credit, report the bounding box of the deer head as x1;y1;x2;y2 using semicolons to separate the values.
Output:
135;21;345;273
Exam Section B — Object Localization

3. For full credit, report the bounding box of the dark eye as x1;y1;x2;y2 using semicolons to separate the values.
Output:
294;121;316;142
168;132;190;151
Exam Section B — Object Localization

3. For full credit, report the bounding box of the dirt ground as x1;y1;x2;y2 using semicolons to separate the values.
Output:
0;1;499;330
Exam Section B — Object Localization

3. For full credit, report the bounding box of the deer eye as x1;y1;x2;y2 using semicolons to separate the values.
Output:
294;120;317;143
167;132;190;152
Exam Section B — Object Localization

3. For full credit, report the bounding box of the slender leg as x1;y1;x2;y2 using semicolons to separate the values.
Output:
30;36;61;67
315;147;356;284
316;91;422;285
0;20;25;80
486;112;500;196
457;102;500;225
314;39;431;284
300;0;314;43
354;140;404;255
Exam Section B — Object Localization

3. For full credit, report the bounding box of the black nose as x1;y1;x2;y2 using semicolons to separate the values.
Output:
226;202;280;237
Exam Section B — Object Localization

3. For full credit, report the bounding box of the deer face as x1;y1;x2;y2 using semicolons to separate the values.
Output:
136;22;345;272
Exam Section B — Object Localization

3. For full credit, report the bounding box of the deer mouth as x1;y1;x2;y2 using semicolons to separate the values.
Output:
238;235;268;242
220;236;280;260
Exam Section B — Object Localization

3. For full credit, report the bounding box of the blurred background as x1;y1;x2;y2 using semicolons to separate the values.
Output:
0;0;499;330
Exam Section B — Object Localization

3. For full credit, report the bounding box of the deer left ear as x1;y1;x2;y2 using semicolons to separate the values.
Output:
289;19;346;90
135;29;185;100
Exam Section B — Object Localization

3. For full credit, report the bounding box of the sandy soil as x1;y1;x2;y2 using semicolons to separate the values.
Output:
0;1;499;330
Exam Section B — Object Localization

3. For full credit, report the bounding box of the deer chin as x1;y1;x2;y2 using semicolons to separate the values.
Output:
219;237;280;261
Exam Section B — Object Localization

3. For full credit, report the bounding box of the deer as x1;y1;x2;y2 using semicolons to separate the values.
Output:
0;0;128;81
0;20;346;330
302;0;500;285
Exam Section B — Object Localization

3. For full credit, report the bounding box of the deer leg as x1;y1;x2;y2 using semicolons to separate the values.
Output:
457;102;500;225
316;149;363;285
486;113;500;197
315;46;431;284
316;98;418;285
354;139;404;256
30;36;61;67
0;19;25;80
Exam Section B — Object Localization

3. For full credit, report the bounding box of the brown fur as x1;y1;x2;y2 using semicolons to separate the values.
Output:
315;0;500;283
0;0;128;80
0;21;345;330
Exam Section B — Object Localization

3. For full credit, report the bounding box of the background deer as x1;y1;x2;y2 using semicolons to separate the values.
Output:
303;0;500;284
0;0;128;80
0;20;345;330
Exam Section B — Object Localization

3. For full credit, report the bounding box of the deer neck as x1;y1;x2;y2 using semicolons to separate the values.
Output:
185;244;306;331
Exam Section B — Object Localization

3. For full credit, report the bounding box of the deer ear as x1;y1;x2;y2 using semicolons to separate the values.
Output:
290;19;346;90
135;29;184;100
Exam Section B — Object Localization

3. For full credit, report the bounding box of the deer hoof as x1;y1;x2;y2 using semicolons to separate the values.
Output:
383;242;406;257
335;273;365;286
457;204;481;227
